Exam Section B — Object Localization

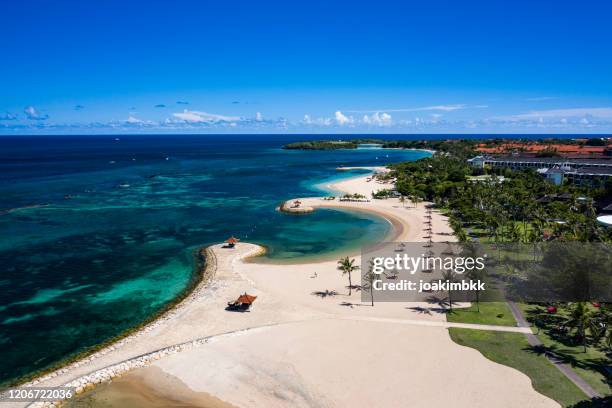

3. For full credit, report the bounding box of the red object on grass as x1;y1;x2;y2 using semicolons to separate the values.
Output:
592;302;601;308
547;306;557;314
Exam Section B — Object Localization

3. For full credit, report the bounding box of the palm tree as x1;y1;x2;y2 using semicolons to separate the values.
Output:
362;260;377;306
590;306;611;350
456;228;468;242
439;269;457;312
564;302;599;352
337;256;359;295
464;243;484;312
508;222;521;243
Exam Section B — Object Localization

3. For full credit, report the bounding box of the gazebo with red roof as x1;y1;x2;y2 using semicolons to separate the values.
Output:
227;292;257;311
225;236;240;247
235;293;257;305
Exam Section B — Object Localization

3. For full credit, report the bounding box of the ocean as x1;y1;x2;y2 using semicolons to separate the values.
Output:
0;134;429;385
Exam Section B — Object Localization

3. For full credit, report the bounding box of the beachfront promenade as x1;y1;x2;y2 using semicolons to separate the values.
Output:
21;173;558;408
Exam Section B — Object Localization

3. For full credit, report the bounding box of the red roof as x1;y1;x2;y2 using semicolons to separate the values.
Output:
225;236;240;244
475;142;607;156
235;293;257;304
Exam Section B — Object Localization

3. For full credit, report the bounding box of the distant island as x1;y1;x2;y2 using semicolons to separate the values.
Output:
282;139;384;150
282;139;450;151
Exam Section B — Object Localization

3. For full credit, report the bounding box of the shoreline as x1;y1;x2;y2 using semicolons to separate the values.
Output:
15;170;413;394
9;166;380;389
17;170;556;408
13;245;263;392
18;169;423;389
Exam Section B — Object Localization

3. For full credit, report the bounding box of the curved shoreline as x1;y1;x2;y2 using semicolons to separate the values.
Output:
11;168;380;390
17;172;558;408
15;245;263;392
18;170;419;394
3;250;207;388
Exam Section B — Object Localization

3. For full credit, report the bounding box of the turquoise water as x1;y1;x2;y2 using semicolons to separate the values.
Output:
0;135;429;384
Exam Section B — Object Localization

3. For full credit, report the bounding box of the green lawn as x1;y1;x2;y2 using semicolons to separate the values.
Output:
447;301;516;326
449;328;588;407
519;303;612;397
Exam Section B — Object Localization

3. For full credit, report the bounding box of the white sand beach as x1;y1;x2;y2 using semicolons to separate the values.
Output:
24;172;557;408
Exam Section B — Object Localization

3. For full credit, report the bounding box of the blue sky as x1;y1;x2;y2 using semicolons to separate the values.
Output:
1;0;612;134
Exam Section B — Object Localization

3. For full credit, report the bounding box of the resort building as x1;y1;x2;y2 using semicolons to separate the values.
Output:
467;155;612;187
467;155;612;171
474;141;611;157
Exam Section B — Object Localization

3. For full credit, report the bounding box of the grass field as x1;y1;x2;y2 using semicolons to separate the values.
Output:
520;303;611;397
449;328;588;407
446;301;601;406
447;301;516;326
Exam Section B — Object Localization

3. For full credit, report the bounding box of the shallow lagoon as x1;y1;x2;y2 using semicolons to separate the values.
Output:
0;135;429;384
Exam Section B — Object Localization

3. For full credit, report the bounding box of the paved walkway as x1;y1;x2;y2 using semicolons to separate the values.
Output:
507;301;601;399
462;224;600;401
21;315;535;408
339;315;534;333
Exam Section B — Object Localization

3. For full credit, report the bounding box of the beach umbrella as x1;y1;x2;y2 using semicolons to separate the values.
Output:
236;293;257;305
225;236;240;246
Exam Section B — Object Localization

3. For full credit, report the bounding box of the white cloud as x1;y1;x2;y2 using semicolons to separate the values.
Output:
123;115;156;127
172;110;241;123
303;114;333;126
24;106;49;120
335;111;353;125
420;104;466;112
498;107;612;121
346;104;467;113
255;112;263;121
0;112;17;120
362;112;392;126
126;115;143;124
525;96;558;102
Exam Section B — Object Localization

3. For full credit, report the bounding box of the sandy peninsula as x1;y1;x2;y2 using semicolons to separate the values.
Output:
23;170;557;408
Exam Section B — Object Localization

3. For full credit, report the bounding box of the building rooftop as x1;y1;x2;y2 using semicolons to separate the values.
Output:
476;143;609;156
486;156;612;165
597;215;612;227
572;167;612;175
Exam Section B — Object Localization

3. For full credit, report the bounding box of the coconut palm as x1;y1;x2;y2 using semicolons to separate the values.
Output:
362;260;377;306
564;302;599;352
337;256;359;295
399;195;406;207
463;243;485;312
438;269;457;312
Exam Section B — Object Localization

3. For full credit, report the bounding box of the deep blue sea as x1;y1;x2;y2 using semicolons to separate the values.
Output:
0;135;429;385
